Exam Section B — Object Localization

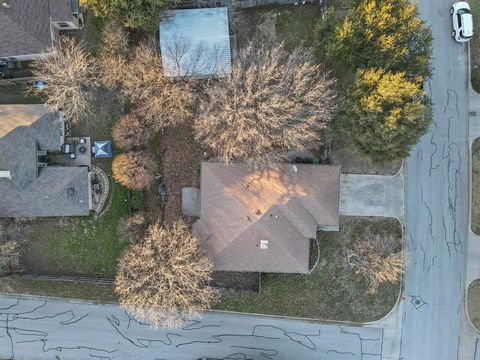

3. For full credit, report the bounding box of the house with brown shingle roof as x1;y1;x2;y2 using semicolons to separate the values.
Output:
193;162;341;273
0;0;82;61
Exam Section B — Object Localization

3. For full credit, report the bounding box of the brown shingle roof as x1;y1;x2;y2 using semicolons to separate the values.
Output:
0;0;75;58
193;162;341;273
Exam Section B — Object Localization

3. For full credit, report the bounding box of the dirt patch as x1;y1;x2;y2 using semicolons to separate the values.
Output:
161;125;204;225
212;271;260;292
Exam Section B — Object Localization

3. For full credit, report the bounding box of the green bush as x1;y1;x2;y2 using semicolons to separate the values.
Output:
84;0;176;32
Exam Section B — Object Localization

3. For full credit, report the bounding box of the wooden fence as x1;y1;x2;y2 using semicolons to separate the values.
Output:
177;0;323;9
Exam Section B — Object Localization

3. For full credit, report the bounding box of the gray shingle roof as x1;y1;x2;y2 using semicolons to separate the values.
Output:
0;0;75;58
0;106;90;217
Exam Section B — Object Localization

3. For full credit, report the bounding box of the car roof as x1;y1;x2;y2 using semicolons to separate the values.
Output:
462;13;473;37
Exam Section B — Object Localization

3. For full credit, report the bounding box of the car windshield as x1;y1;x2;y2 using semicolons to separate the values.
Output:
458;8;471;15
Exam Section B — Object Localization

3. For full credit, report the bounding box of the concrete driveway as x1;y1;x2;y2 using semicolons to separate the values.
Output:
339;170;404;223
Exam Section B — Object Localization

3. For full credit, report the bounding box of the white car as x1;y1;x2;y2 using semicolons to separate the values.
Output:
451;2;473;42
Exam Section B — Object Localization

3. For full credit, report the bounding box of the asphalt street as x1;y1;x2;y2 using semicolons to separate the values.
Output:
0;296;384;360
401;0;470;358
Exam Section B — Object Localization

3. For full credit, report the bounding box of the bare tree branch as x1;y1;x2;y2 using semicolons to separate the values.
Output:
31;37;98;124
195;42;338;168
115;221;218;328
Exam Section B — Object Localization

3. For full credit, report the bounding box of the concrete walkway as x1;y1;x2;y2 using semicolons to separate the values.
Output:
339;169;404;223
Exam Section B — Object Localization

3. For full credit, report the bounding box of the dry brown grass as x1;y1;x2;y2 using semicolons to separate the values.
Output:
195;43;337;168
0;241;21;276
115;221;218;328
97;22;129;88
112;151;156;190
31;37;98;123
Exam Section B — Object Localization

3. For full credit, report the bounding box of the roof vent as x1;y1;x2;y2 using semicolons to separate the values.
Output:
2;3;10;8
260;239;269;250
67;187;75;196
292;165;298;173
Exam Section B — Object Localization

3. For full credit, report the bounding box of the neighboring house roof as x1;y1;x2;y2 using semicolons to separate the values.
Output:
0;104;50;139
0;104;90;217
159;8;232;77
193;162;341;273
0;0;76;58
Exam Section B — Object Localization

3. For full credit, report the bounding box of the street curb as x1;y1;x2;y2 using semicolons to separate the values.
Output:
365;166;406;327
463;40;480;335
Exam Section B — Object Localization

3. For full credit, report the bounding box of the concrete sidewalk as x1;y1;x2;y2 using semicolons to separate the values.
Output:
339;169;404;224
458;58;480;359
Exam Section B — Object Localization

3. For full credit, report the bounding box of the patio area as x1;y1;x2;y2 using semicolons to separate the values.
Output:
43;137;92;169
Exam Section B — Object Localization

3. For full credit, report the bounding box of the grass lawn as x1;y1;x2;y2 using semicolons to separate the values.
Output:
472;140;480;234
275;6;323;52
33;181;129;278
0;277;117;303
470;0;480;92
215;217;402;323
0;84;42;104
468;278;480;330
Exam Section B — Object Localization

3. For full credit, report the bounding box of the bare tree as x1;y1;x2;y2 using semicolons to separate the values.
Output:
195;43;337;168
347;234;404;294
113;113;153;150
98;22;129;88
0;241;21;276
115;221;218;328
31;37;97;123
118;41;195;129
112;151;156;190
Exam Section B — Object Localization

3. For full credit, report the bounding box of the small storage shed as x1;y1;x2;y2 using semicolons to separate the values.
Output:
159;8;232;78
93;140;112;158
